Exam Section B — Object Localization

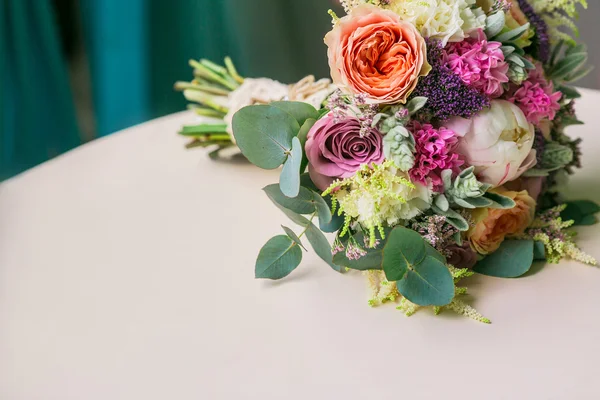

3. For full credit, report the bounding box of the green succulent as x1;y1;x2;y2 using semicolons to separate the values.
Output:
525;141;574;177
432;168;516;231
486;11;535;85
383;125;415;172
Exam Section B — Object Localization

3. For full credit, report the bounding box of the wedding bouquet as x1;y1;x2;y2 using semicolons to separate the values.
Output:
183;0;598;322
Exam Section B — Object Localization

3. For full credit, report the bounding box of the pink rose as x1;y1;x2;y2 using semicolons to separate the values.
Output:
324;4;430;104
305;114;384;190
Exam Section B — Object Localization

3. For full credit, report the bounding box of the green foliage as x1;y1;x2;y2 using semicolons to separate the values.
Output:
255;235;303;279
485;11;505;38
534;241;547;261
561;200;600;226
263;186;343;274
232;105;300;169
281;225;306;251
297;119;316;173
524;142;574;177
270;101;318;127
383;125;416;172
264;184;317;214
333;231;386;271
489;23;535;84
279;137;303;197
547;41;591;84
396;256;455;307
382;227;454;306
305;224;344;273
473;240;534;278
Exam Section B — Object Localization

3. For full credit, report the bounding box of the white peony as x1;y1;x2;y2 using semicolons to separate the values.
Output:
386;0;486;45
446;100;537;188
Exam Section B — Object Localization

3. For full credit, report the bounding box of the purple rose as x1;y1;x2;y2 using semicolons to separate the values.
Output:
305;114;384;190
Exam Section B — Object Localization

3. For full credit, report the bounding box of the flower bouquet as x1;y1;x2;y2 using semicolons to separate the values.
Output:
192;0;598;322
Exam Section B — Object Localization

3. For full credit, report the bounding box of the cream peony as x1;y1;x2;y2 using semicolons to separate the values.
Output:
386;0;486;45
446;100;537;188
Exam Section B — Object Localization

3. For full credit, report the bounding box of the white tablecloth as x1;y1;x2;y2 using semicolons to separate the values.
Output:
2;89;600;399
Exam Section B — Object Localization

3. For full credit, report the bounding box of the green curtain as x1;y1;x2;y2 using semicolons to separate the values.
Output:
1;0;338;178
1;0;80;179
149;0;336;118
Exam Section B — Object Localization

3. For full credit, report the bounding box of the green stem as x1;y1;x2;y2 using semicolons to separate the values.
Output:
174;81;231;96
298;212;317;238
191;60;238;91
224;56;245;84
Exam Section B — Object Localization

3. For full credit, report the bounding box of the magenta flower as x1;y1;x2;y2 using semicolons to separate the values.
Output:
443;29;509;98
507;63;562;125
409;122;464;190
305;114;384;190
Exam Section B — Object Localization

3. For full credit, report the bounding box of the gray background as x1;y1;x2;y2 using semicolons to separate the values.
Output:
576;6;599;89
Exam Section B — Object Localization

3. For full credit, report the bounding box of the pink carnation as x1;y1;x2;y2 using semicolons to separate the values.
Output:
443;30;509;98
507;63;562;125
409;122;464;190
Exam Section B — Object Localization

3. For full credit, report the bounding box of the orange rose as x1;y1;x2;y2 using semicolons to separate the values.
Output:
324;4;431;104
468;188;536;255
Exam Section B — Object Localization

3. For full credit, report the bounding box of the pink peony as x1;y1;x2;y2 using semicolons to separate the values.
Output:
507;63;562;125
443;29;509;98
305;114;384;190
409;122;464;190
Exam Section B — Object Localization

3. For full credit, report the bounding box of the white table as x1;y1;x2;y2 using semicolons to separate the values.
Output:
2;89;600;400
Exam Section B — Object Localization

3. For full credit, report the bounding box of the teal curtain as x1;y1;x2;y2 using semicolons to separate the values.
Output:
1;0;337;178
149;0;335;118
1;0;80;179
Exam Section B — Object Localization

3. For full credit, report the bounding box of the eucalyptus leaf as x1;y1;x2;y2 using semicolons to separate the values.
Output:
255;235;303;280
396;256;455;306
279;137;303;197
312;193;332;224
533;241;546;261
333;231;385;271
561;200;600;226
473;240;534;278
306;224;344;273
298;119;316;173
271;101;318;127
282;225;306;251
232;105;300;169
264;184;317;214
319;196;345;233
382;227;427;281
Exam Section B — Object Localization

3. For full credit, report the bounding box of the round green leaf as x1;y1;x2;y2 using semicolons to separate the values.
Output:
279;137;303;197
396;256;455;306
271;101;318;127
255;235;303;280
382;227;427;281
473;240;534;278
232;105;300;169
